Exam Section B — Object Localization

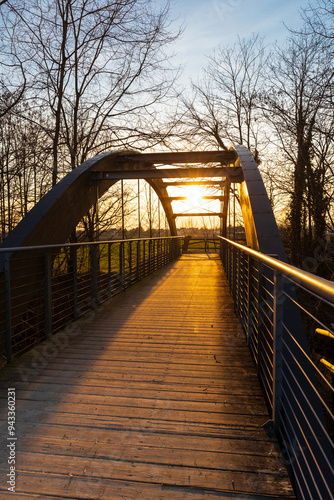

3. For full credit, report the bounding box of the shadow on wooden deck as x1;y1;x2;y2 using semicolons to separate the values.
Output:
0;254;295;499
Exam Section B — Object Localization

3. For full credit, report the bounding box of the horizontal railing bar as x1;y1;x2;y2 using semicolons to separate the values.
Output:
281;381;334;479
282;290;334;335
0;236;183;254
282;321;334;395
278;415;314;499
279;398;326;498
281;342;334;424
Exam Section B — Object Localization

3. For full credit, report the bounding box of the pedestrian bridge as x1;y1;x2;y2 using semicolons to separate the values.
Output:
0;147;333;499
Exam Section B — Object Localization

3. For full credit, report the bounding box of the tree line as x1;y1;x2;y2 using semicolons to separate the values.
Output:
0;0;180;240
1;0;334;276
173;0;334;273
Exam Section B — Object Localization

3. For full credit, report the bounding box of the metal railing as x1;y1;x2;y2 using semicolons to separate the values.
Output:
219;236;334;500
181;237;220;253
0;236;182;367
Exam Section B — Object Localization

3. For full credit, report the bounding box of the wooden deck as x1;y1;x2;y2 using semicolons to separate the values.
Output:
0;254;295;499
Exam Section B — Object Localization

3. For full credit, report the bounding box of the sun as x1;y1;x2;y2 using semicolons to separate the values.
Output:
183;185;206;209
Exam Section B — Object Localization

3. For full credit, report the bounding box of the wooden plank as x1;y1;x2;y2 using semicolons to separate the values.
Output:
0;381;267;403
0;399;270;426
0;391;270;415
0;424;280;453
0;471;291;500
0;436;284;474
0;453;294;496
0;415;273;442
0;255;295;499
0;371;263;393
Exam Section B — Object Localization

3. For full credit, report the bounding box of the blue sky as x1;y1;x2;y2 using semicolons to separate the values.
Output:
165;0;310;80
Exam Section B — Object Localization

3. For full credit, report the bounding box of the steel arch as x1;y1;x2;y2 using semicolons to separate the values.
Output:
0;146;286;261
234;145;287;260
0;151;177;250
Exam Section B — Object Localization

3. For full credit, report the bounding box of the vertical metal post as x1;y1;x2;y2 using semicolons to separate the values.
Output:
228;186;231;239
229;242;232;284
273;270;283;429
137;240;140;281
331;339;334;413
156;239;159;268
45;251;52;338
121;179;125;240
220;186;223;237
157;239;160;268
160;239;163;267
108;243;112;298
232;245;236;302
235;247;238;306
73;247;78;320
243;252;248;327
95;183;100;241
149;184;152;238
148;239;152;273
257;262;264;374
92;244;98;307
138;179;141;239
119;242;125;289
233;184;236;241
163;238;166;265
4;254;12;363
247;254;252;347
129;241;132;283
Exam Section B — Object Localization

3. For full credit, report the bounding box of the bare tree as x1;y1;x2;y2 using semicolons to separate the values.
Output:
6;0;180;183
0;104;52;240
262;30;334;265
0;2;26;118
176;35;268;162
301;0;334;46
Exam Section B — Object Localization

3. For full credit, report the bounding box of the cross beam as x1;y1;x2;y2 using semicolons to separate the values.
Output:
166;196;225;202
163;180;226;186
118;150;237;165
90;167;242;181
172;212;223;218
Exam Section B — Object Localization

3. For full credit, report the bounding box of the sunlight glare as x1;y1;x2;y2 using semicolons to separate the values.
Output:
184;185;205;209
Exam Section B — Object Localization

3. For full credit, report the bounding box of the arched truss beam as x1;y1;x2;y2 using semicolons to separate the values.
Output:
234;145;287;261
0;151;179;249
0;146;286;264
147;179;177;235
0;149;238;249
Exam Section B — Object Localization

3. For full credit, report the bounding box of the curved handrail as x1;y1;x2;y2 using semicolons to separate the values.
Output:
0;236;183;254
218;236;334;304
